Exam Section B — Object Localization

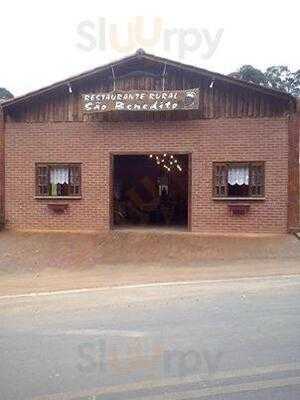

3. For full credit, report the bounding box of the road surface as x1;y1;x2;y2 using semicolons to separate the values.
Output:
1;275;300;399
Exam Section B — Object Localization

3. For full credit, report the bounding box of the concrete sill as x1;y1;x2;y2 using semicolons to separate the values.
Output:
35;196;82;200
213;197;265;201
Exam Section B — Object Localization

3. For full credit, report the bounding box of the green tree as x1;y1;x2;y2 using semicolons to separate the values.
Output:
229;65;267;86
265;66;300;96
229;65;300;96
0;87;13;102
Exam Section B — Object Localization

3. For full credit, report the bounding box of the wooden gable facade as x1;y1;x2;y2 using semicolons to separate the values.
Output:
3;50;296;123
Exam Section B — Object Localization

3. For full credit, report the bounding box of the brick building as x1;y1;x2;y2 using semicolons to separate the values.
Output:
0;50;299;233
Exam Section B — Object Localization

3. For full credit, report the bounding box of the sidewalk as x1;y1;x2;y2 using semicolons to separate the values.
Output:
0;230;299;296
1;258;300;297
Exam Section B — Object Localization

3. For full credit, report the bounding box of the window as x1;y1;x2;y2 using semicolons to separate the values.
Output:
213;162;264;198
36;164;81;197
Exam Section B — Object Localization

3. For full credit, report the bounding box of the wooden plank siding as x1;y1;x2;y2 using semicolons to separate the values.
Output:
0;108;4;226
7;69;294;123
288;113;300;231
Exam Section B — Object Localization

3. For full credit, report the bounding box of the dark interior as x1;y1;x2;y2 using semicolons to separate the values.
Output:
228;184;249;197
113;154;189;228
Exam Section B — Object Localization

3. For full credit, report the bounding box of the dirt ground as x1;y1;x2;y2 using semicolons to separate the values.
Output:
0;229;300;296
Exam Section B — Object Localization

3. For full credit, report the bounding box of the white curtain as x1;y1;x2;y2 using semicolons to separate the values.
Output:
50;167;69;184
228;166;249;186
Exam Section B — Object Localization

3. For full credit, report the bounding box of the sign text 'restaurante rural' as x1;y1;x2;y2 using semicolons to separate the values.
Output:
82;89;199;113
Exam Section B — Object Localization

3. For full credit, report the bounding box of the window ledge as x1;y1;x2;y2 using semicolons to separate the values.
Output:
213;197;265;201
35;196;82;200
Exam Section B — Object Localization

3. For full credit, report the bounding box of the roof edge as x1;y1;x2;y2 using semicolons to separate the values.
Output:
2;50;295;108
2;51;140;108
142;53;294;101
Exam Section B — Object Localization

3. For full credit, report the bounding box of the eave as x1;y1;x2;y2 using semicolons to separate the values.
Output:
1;49;295;110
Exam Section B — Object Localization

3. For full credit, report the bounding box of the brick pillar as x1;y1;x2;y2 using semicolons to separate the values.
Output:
288;98;300;232
0;107;5;227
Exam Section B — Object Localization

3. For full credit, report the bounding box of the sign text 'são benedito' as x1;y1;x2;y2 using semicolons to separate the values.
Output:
82;89;199;113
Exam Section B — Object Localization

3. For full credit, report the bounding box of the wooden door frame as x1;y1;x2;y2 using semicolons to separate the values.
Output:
109;151;192;232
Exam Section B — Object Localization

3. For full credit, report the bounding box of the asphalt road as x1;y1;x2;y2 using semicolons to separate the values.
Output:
1;275;300;399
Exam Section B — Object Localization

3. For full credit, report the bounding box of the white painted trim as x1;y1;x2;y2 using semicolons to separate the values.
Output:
0;274;299;301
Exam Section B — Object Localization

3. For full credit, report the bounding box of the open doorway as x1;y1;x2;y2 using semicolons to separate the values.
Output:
111;153;190;230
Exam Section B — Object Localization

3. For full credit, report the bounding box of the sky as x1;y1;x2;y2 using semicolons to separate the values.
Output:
1;0;299;97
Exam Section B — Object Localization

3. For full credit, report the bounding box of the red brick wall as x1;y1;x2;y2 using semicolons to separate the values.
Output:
288;114;300;231
0;108;4;225
4;117;289;233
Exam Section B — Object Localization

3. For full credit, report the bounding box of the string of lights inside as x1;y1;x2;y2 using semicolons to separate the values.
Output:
149;154;183;172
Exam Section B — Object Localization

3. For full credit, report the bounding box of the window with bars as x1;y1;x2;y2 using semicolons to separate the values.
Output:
36;164;81;197
213;162;265;198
